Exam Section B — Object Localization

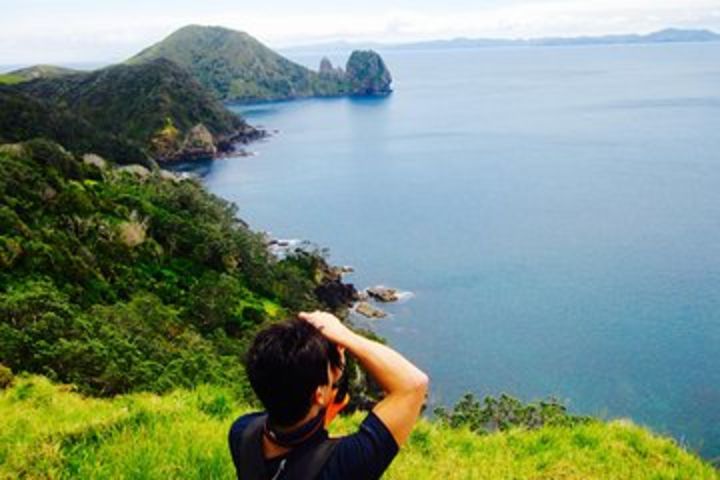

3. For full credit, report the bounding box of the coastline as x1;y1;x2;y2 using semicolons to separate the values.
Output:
154;123;268;165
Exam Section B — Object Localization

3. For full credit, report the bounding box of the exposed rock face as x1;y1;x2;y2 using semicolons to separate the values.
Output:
150;121;265;163
315;279;358;310
355;302;387;318
345;50;392;95
367;286;399;302
319;57;334;75
182;124;217;159
319;57;345;79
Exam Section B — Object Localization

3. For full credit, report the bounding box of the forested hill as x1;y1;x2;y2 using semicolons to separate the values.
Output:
0;139;339;396
128;25;392;102
16;59;260;162
0;86;151;167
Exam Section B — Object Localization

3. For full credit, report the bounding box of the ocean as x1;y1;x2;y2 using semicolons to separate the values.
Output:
184;43;720;457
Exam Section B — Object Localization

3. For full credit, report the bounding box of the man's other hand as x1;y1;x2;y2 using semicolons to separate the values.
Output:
298;311;356;347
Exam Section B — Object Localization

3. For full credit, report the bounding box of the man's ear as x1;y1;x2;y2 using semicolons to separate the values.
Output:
314;385;328;407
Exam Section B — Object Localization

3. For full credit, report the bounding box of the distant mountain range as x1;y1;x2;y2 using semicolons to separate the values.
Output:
282;28;720;53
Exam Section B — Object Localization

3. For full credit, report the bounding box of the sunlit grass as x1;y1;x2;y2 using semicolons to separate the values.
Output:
1;375;716;479
0;74;23;85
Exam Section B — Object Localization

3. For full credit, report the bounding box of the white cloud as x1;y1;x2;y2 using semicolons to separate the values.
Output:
1;0;719;64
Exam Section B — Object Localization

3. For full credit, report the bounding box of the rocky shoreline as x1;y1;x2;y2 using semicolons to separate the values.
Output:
156;123;268;164
167;113;405;320
263;235;408;319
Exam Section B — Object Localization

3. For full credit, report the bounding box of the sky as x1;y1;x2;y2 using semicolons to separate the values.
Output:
1;0;719;65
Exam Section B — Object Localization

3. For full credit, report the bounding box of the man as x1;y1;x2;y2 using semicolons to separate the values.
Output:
229;310;429;479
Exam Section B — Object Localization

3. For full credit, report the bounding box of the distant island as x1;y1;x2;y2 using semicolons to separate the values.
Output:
127;25;392;103
282;28;720;53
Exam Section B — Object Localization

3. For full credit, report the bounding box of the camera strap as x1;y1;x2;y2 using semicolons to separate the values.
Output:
239;414;340;480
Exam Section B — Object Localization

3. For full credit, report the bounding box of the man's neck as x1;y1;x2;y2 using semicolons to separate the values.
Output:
263;406;324;459
273;406;322;433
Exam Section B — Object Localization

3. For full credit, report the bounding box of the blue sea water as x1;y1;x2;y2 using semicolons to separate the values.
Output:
193;43;720;458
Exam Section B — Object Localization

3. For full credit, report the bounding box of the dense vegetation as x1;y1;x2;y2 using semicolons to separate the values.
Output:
433;392;590;433
0;140;333;396
0;86;151;167
1;375;716;479
128;25;391;102
17;59;253;161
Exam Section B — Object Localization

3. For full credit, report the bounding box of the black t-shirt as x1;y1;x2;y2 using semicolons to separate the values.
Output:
228;411;399;479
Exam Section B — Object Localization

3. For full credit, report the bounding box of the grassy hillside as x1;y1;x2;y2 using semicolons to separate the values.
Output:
0;140;334;397
7;64;80;82
1;375;716;480
17;59;255;161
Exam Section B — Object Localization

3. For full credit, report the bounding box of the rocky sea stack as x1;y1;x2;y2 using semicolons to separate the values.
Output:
346;50;393;96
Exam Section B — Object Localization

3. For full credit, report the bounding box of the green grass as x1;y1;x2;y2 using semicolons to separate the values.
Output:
1;375;716;479
0;74;23;85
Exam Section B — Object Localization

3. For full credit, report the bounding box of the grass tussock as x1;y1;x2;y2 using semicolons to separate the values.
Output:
1;376;717;480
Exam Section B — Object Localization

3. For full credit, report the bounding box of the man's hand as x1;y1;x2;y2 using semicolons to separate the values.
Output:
298;311;357;347
299;309;429;447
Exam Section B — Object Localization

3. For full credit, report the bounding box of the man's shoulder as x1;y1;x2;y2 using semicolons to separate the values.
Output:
228;410;267;476
229;411;265;444
321;411;399;480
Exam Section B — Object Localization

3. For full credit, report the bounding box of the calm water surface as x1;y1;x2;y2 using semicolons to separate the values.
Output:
189;44;720;457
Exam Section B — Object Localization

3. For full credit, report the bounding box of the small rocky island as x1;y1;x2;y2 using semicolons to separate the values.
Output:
345;51;393;95
318;50;393;96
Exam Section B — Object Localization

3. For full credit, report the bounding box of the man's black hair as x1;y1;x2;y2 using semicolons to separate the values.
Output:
246;318;342;426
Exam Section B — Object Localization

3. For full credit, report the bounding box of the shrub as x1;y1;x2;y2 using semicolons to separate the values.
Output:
434;393;590;434
0;364;13;389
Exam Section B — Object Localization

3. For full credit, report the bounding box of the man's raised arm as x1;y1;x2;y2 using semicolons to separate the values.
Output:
299;311;429;446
